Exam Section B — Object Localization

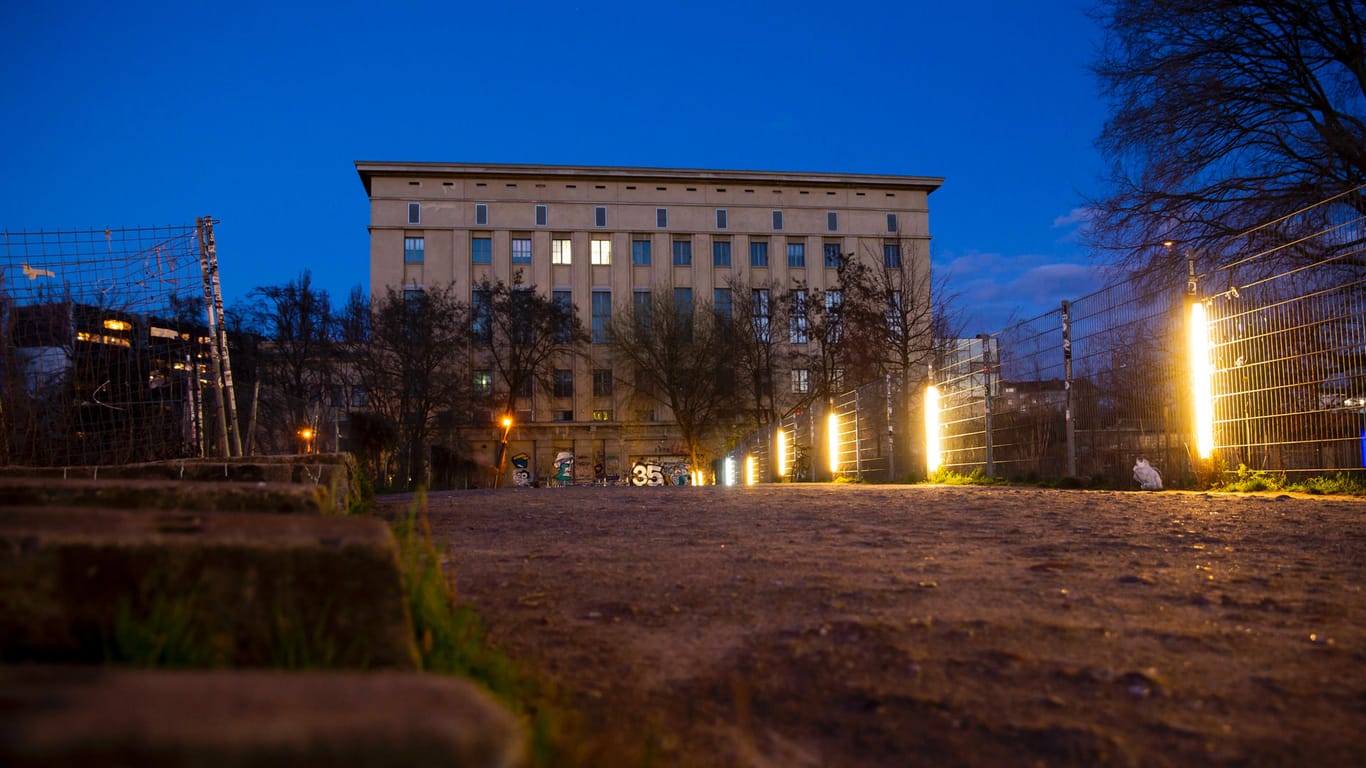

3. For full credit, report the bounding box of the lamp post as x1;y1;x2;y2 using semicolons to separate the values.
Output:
298;427;314;455
496;415;513;487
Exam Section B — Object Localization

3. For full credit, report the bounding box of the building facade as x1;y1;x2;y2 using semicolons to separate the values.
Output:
356;162;942;484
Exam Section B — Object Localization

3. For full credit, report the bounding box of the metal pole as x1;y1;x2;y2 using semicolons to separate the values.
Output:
198;218;230;458
885;373;894;482
1062;301;1076;477
853;389;863;479
204;218;242;457
979;334;995;478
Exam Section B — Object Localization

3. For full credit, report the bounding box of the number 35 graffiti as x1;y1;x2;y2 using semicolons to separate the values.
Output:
630;461;691;487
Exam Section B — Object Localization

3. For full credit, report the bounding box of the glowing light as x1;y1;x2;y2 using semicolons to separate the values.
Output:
925;384;942;475
501;416;513;429
723;456;736;486
103;319;132;331
745;455;757;486
299;428;314;441
776;428;788;479
827;411;840;475
1189;301;1214;459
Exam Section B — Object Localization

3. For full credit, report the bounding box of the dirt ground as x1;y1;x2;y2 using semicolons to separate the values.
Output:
379;484;1366;767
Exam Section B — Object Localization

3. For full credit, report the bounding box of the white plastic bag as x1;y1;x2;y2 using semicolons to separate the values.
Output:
1133;458;1163;490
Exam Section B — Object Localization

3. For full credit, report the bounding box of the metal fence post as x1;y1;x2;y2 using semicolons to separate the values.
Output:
853;387;863;479
1062;301;1076;477
979;333;995;478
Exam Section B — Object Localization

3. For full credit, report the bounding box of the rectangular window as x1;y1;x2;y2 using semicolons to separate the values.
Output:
595;206;607;227
552;289;572;344
826;211;839;231
712;240;732;267
475;203;488;225
825;289;843;343
516;377;533;398
752;288;771;342
887;290;904;334
473;370;493;397
555;410;574;422
715;208;728;229
787;242;805;268
823;243;841;269
750;240;768;267
656;208;668;228
631;239;651;266
471;289;492;344
886;213;898;232
592;409;612;422
674;287;693;318
772;211;784;231
536;204;548;226
714;288;732;321
789;291;808;343
633;289;653;333
404;237;425;264
593;368;613;397
553;369;574;398
552;238;572;265
884;243;902;269
792;369;810;394
672;239;692;266
471;237;491;265
407;203;420;224
511;238;532;264
591;289;611;344
591;239;612;265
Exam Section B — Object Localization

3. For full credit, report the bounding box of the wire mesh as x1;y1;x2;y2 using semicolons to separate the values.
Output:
1;223;215;465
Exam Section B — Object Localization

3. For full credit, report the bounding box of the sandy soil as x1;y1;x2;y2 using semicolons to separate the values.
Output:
380;484;1366;767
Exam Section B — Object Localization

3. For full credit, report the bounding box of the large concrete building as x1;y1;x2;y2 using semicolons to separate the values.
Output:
356;162;942;484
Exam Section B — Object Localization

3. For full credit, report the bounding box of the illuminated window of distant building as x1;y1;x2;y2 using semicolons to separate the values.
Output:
750;240;768;267
471;237;491;264
473;370;492;396
672;239;692;266
511;238;532;264
787;241;805;268
591;239;612;265
713;240;731;267
792;369;810;393
552;238;572;265
404;237;424;264
592;409;612;421
631;239;651;266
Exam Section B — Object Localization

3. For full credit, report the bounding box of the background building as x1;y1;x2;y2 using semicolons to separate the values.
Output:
357;162;942;484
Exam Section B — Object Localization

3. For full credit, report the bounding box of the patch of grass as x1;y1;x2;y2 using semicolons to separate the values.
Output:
1285;472;1366;496
929;468;1007;486
108;589;221;668
1221;464;1287;493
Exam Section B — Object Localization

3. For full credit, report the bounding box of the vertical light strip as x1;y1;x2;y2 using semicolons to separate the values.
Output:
724;456;736;487
827;411;840;475
745;455;756;486
1189;301;1215;459
776;428;788;479
925;384;942;475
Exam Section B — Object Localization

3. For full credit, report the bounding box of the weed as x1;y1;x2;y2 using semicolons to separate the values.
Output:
929;468;1006;486
108;590;221;668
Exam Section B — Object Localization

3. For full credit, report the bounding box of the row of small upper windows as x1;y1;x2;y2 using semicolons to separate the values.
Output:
405;236;904;269
407;202;901;233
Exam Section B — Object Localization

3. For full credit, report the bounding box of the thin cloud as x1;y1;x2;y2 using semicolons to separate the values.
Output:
1051;207;1093;229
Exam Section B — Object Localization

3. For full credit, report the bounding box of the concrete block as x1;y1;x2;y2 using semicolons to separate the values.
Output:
0;477;327;515
0;666;525;768
0;508;418;669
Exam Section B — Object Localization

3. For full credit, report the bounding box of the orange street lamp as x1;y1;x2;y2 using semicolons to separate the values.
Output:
298;427;315;455
495;415;513;486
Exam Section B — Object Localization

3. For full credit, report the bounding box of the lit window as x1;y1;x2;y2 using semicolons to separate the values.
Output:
595;206;607;227
886;213;898;232
656;208;668;227
591;289;611;344
713;240;731;267
750;241;768;268
772;211;783;230
632;239;651;266
826;211;838;231
592;410;612;421
536;204;548;226
792;369;810;394
787;242;805;268
471;237;491;264
823;243;841;268
672;239;691;266
404;237;425;264
475;203;488;225
407;203;420;224
716;209;728;229
553;369;574;398
473;370;493;396
552;238;572;265
591;239;612;265
511;238;532;264
884;243;902;269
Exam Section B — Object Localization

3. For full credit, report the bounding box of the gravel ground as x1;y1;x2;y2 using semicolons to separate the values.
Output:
381;484;1366;767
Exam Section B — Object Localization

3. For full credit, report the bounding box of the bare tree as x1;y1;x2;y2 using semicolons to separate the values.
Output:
471;271;587;421
1089;0;1366;272
726;277;788;426
609;289;740;475
351;284;471;489
841;238;940;394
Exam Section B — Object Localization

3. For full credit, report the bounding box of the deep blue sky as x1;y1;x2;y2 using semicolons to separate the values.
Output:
2;0;1109;332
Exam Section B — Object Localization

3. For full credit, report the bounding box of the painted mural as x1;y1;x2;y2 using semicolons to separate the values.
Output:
511;452;532;487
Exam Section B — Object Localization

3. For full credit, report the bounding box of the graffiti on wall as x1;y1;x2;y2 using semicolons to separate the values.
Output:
511;452;532;487
630;459;691;487
553;451;574;484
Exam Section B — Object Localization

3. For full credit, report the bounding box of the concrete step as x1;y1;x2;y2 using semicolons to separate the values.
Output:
0;666;524;768
0;477;328;515
0;507;418;669
0;453;363;514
